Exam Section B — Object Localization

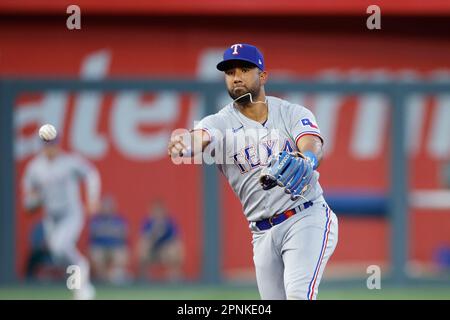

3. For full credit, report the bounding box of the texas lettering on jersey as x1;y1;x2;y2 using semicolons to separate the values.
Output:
231;135;295;174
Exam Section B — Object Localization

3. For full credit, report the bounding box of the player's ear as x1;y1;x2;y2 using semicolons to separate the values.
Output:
260;70;268;84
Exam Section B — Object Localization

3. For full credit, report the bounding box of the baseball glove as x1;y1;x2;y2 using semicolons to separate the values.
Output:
259;151;315;200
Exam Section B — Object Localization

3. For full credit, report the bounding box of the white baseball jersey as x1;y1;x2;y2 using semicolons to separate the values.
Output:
23;151;101;217
195;96;324;223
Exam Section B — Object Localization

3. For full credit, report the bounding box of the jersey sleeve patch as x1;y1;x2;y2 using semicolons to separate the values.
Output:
301;118;319;129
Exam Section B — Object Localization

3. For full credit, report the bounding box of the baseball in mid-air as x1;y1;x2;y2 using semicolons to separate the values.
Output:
39;124;57;141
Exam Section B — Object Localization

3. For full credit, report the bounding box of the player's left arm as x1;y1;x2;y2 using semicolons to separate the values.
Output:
260;106;324;199
268;136;322;200
296;135;323;170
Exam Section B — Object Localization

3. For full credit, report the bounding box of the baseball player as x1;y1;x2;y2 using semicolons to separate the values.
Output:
22;137;100;300
168;43;338;300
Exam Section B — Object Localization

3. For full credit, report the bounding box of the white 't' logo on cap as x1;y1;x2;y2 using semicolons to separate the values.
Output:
231;44;243;55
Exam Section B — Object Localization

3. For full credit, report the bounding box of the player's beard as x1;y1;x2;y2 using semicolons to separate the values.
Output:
228;83;261;106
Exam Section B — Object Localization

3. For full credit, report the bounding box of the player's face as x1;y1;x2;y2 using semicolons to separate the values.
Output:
150;202;166;218
224;62;265;103
43;144;60;159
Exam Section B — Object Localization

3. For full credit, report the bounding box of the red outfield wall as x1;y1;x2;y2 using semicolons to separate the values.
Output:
2;17;450;279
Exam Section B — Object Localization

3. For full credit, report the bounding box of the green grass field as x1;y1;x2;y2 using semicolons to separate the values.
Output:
1;284;449;300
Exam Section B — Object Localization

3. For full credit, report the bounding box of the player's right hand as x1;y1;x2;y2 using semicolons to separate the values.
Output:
167;134;189;158
168;130;212;160
24;191;42;213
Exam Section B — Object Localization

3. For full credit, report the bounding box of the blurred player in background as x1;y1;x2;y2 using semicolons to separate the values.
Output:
22;137;101;300
137;199;184;281
89;195;129;285
168;44;338;299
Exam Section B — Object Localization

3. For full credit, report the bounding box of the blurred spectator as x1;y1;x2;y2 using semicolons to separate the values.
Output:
436;161;450;271
137;200;184;281
89;195;129;284
435;246;450;271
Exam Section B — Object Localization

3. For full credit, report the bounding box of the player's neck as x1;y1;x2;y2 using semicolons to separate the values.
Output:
235;93;268;124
